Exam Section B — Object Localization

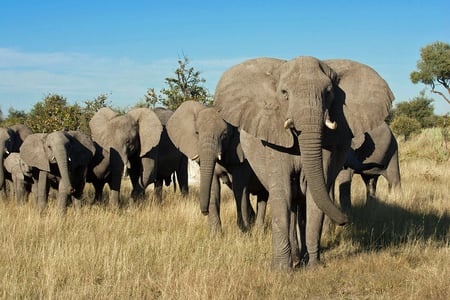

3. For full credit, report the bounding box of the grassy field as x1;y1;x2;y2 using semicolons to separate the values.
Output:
1;128;449;299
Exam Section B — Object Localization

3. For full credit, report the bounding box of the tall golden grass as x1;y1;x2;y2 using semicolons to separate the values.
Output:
1;128;449;299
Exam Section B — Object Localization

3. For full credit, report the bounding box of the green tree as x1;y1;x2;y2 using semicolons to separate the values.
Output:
392;91;435;128
390;115;421;140
151;56;212;111
78;93;110;135
0;108;28;127
26;94;83;133
410;41;450;105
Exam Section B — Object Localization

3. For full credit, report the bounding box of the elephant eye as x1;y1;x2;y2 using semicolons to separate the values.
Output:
281;90;289;101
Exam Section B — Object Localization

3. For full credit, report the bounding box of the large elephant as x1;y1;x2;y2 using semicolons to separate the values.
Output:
0;124;32;199
166;101;268;232
214;56;394;271
19;130;96;212
338;121;401;211
89;107;163;206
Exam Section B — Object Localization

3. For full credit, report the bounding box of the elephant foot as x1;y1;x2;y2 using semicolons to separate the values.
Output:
306;254;325;270
271;259;294;273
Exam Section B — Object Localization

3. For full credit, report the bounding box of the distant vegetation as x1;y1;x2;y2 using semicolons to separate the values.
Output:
0;55;211;133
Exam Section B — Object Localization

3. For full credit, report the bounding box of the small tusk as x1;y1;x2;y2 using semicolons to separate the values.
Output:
5;150;10;154
325;119;337;130
217;153;222;161
284;118;294;129
191;154;199;161
68;157;72;162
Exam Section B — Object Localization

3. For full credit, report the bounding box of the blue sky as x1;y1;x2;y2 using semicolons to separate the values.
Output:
1;0;449;115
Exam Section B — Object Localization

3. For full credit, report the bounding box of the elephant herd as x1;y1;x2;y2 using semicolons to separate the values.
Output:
1;56;401;272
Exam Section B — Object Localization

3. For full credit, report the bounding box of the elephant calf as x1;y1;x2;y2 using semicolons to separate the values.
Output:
3;153;33;204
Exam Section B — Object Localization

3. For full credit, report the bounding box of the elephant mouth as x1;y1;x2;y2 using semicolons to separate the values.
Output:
284;117;337;131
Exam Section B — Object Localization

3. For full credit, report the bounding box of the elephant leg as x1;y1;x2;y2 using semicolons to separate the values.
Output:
176;156;189;197
108;149;125;207
154;180;163;204
338;168;353;213
362;174;378;205
37;171;49;213
254;191;268;229
305;187;325;268
208;174;222;235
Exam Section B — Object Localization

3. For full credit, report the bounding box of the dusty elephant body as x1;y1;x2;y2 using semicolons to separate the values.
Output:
167;101;268;233
89;107;163;206
214;56;394;271
19;130;96;212
338;122;401;211
0;124;32;199
3;153;33;204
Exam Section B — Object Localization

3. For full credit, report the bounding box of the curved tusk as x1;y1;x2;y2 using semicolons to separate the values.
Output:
284;118;294;129
325;119;337;130
191;154;199;161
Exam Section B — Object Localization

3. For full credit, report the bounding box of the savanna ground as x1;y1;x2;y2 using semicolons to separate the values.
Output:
1;128;449;299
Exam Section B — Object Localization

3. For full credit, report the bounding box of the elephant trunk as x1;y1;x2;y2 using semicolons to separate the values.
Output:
53;143;74;195
297;110;348;225
199;136;220;215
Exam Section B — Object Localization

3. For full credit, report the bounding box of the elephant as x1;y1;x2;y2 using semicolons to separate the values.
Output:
166;100;268;232
3;152;33;204
19;130;96;212
147;107;189;203
0;124;32;199
89;107;163;206
337;121;401;212
214;56;394;271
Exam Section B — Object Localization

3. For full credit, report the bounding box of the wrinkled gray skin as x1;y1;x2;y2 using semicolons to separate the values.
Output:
89;107;163;206
0;124;32;199
166;101;268;233
214;56;394;271
3;153;33;204
338;122;401;211
19;131;96;213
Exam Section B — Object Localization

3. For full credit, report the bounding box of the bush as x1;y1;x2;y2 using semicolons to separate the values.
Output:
390;115;422;140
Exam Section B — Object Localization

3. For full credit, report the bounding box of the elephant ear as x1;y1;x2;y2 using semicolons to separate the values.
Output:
153;107;173;126
166;101;205;160
67;131;95;168
325;59;394;144
214;57;294;148
9;124;33;149
19;133;50;172
89;107;120;151
127;108;163;157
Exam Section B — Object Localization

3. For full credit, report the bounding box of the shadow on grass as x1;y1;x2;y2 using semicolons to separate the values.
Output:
335;197;450;252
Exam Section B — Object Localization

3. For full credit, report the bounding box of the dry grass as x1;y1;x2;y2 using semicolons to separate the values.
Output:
1;129;449;299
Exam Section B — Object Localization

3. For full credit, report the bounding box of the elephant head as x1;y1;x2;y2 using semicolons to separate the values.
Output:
0;124;32;191
166;101;233;214
20;131;95;209
214;56;394;225
89;107;163;205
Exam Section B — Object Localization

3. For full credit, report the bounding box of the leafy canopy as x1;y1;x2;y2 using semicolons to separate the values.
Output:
145;55;212;111
410;41;450;105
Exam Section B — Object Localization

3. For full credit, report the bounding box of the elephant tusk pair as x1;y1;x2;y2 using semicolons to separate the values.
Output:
283;118;337;130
